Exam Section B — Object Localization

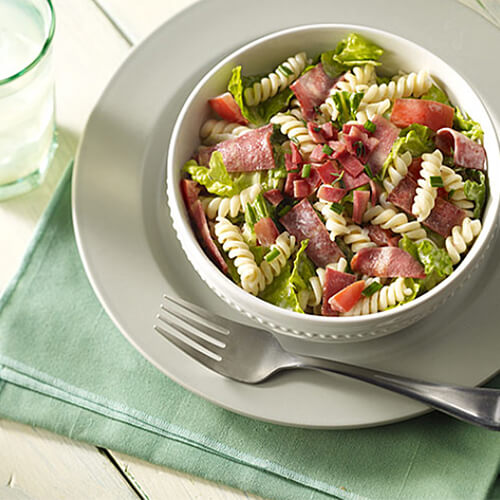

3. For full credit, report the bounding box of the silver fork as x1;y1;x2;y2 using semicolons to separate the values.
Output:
154;295;500;430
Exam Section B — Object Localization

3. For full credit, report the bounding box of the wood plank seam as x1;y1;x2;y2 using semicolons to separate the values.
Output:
98;448;149;500
89;0;135;45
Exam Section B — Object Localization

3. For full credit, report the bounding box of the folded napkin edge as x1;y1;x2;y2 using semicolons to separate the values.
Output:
0;357;366;500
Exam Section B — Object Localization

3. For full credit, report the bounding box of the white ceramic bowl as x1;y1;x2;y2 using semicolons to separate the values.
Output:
167;24;500;343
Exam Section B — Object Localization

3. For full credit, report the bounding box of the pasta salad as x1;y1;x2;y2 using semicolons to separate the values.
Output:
180;33;488;316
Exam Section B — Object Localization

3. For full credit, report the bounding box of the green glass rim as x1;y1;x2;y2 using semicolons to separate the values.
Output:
0;0;55;86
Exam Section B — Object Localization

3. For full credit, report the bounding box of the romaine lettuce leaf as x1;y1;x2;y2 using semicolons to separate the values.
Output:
399;236;453;291
421;84;451;106
380;124;434;179
321;33;384;79
289;240;316;293
454;108;484;142
228;66;293;126
259;240;314;313
331;91;364;127
464;171;486;218
184;152;247;197
259;263;303;313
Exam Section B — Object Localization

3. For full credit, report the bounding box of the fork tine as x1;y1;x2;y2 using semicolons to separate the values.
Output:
163;295;230;336
161;302;228;344
153;324;221;369
157;311;224;357
160;306;226;348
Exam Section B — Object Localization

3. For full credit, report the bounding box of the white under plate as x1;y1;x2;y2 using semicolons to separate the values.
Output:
73;0;500;428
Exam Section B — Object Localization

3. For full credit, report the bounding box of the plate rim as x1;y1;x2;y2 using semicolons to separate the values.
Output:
72;0;500;428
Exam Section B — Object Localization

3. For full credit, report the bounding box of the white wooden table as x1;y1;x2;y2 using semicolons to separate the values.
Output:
0;1;261;498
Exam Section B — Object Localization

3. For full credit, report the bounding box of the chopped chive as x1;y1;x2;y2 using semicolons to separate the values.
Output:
313;126;321;133
448;189;456;198
278;64;293;76
322;144;334;155
330;171;344;186
278;204;292;217
313;105;321;114
245;203;257;226
290;136;300;145
265;248;281;262
364;120;376;133
301;163;311;178
362;281;383;297
354;141;365;158
330;202;343;214
430;176;444;188
363;163;373;178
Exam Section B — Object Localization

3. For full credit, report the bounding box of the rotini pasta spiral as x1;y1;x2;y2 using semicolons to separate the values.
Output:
214;217;264;295
244;52;308;107
344;278;414;316
363;203;427;241
355;98;391;123
270;112;315;157
383;151;412;193
201;185;262;219
199;119;251;146
361;69;432;104
412;149;443;222
445;217;482;265
335;64;377;93
440;166;474;215
314;201;349;240
260;232;296;286
343;224;376;253
308;258;349;307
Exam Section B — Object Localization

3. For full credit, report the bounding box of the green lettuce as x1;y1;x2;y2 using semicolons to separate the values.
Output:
399;236;453;291
421;84;451;106
184;152;247;197
464;171;486;218
228;66;293;126
454;108;484;142
259;263;303;313
259;240;314;313
289;240;316;293
330;91;364;127
321;33;384;79
381;124;434;179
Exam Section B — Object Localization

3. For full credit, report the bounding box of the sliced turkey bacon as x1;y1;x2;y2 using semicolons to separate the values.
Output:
293;179;312;198
337;150;365;177
321;269;356;316
310;144;328;163
367;115;400;174
342;170;370;190
367;224;400;247
343;123;379;163
279;199;344;267
263;189;284;206
284;172;301;197
390;99;454;131
387;175;416;213
352;190;370;224
197;124;275;171
388;175;466;237
290;63;336;120
316;160;341;184
435;128;486;171
255;217;279;246
317;184;346;203
351;247;426;279
180;179;228;274
423;197;466;238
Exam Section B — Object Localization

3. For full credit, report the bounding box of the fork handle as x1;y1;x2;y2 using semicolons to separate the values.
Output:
294;356;500;430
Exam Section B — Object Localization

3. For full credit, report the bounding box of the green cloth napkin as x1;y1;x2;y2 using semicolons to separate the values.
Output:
1;167;499;500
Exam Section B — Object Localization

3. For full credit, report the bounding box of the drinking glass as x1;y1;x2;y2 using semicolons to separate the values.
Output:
0;0;56;200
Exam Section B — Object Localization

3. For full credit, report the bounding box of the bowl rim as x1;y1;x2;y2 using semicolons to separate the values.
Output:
167;22;500;336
